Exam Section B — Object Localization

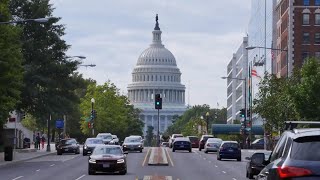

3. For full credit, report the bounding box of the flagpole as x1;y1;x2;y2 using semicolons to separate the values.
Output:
249;61;253;149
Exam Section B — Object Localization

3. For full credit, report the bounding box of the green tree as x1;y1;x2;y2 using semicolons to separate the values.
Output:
79;81;143;141
291;58;320;120
0;0;23;148
21;113;38;131
10;0;82;127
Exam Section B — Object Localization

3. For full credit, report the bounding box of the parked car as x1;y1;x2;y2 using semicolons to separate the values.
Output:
110;135;119;145
187;136;199;148
88;145;127;175
23;138;31;148
56;138;80;155
122;136;143;152
251;138;264;149
198;135;214;151
217;141;241;161
245;151;271;179
96;133;113;144
83;138;104;156
172;137;192;152
169;134;183;148
204;138;222;153
256;124;320;180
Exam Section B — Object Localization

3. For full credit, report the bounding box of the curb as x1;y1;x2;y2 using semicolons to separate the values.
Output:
0;151;56;168
148;147;169;166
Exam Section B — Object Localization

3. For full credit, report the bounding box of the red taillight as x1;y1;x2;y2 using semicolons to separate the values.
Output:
277;166;312;178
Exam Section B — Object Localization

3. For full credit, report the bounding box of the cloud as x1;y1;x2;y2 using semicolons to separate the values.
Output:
50;0;251;108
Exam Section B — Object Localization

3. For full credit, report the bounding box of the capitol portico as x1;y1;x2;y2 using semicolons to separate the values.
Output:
127;15;186;135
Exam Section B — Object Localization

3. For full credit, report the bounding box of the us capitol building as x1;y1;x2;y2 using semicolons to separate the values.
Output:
127;15;186;135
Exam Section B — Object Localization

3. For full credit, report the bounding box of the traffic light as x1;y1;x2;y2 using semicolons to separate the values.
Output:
91;110;97;120
239;108;246;118
247;109;251;117
155;94;162;109
88;122;91;128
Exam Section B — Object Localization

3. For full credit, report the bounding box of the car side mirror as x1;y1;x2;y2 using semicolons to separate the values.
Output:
245;157;251;160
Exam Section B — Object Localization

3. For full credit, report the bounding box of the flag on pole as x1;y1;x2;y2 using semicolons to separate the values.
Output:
251;69;261;78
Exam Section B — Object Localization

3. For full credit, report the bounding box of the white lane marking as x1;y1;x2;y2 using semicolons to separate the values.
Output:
36;169;40;172
12;176;23;180
215;165;218;167
203;157;206;160
75;174;86;180
232;178;237;180
50;164;55;167
222;171;226;174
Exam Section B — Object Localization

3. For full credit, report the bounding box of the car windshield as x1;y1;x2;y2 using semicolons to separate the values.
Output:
222;143;239;148
124;137;141;143
207;138;222;142
291;135;320;161
188;137;198;141
173;135;183;138
203;136;213;141
61;139;76;145
92;146;122;155
97;134;112;140
86;139;103;144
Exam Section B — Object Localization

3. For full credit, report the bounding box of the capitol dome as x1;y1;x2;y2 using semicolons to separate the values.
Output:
127;15;186;135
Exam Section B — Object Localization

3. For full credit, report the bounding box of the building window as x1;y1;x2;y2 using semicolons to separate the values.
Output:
303;32;310;44
302;52;310;63
303;14;310;25
315;33;320;44
316;0;320;5
315;52;320;58
304;0;310;6
316;14;320;25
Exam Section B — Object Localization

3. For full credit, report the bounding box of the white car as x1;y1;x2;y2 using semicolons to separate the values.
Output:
204;138;223;153
110;135;119;145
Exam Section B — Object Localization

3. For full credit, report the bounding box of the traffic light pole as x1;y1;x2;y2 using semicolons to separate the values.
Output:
91;102;94;136
157;109;160;147
244;78;247;149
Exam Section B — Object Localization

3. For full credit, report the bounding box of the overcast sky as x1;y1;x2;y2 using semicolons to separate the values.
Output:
50;0;251;108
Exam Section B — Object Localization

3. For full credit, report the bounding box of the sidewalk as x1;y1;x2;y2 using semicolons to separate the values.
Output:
0;143;56;167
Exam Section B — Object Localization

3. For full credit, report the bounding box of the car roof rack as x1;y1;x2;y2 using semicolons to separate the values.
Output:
284;121;320;130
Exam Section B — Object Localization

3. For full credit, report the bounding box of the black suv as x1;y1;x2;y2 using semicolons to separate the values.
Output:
256;121;320;180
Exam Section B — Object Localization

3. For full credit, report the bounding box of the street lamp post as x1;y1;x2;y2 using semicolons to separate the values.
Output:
91;98;95;136
200;116;204;135
46;115;51;152
205;112;210;134
221;76;247;147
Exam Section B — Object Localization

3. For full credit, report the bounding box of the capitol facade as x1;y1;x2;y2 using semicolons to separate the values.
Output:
127;15;186;135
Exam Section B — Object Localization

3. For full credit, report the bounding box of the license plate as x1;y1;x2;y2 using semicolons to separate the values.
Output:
180;145;184;148
103;163;109;168
130;147;134;150
228;149;233;152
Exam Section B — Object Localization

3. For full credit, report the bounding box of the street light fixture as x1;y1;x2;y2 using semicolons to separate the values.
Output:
0;17;52;25
221;76;248;147
205;112;210;135
245;46;289;78
79;64;96;67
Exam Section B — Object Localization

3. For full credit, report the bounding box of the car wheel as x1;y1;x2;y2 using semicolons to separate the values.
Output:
189;149;192;153
199;148;201;151
83;151;87;156
237;157;241;161
88;169;95;175
140;149;143;153
120;169;127;175
57;150;62;155
76;149;80;154
217;155;221;160
248;171;253;179
204;150;208;154
172;148;175;152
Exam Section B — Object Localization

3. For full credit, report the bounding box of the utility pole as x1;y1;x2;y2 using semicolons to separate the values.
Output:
155;94;162;147
63;115;66;138
46;114;51;152
91;98;95;136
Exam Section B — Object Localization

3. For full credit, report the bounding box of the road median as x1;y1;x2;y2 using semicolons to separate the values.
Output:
148;147;169;166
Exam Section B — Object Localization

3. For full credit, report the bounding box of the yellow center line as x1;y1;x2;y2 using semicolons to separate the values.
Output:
165;148;174;167
142;148;151;166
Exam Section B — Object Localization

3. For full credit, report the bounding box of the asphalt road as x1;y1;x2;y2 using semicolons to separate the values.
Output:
0;147;256;180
